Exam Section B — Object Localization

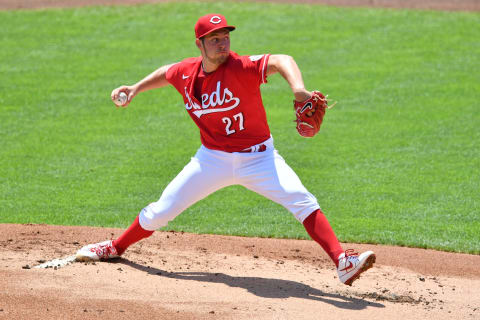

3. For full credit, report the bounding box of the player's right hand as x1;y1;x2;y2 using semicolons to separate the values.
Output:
111;85;136;108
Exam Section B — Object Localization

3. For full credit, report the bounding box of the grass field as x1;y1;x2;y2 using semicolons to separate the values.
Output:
0;2;479;254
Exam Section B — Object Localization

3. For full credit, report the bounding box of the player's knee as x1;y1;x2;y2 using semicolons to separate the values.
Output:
281;191;319;223
139;202;180;230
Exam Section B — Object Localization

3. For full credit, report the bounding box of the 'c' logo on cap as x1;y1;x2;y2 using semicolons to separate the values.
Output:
210;16;222;24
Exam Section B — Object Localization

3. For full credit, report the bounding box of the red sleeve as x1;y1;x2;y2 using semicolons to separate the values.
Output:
244;54;270;85
165;62;181;88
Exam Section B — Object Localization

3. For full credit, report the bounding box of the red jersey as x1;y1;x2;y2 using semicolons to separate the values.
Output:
166;51;271;152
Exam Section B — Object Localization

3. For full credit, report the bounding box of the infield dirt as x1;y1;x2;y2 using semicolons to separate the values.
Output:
1;224;479;320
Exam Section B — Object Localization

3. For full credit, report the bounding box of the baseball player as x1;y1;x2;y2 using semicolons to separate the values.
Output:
76;13;375;286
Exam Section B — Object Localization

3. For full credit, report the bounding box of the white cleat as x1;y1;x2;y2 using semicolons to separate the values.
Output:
75;240;119;262
337;249;376;286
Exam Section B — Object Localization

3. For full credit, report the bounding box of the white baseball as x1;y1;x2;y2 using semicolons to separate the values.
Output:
115;92;128;106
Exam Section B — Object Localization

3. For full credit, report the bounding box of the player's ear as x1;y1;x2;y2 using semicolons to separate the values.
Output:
195;39;202;50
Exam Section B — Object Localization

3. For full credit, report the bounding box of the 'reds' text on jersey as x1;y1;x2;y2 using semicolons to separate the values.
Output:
166;51;271;152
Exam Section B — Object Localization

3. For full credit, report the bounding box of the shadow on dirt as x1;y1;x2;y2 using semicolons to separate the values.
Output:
116;259;385;310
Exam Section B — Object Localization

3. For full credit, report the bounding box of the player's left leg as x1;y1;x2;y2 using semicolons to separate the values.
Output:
238;148;375;285
238;149;343;263
302;208;344;265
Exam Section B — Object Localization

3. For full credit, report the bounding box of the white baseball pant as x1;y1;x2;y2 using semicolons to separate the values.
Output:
139;137;320;231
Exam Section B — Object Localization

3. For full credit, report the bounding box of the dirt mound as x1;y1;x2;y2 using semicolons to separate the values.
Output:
1;224;479;319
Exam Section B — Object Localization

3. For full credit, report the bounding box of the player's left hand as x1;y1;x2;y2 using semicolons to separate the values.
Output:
293;91;335;138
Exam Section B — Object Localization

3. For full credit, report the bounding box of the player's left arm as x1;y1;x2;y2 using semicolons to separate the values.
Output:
266;54;312;102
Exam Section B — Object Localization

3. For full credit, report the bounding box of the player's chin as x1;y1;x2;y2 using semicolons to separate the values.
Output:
216;51;229;62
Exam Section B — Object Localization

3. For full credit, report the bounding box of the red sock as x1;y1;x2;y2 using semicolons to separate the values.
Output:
303;209;344;267
113;215;154;255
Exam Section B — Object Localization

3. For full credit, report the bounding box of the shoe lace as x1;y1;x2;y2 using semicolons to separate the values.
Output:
344;249;359;258
339;249;358;272
91;243;116;258
338;249;360;272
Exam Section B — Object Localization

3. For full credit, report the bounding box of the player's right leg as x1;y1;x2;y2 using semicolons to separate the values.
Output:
138;149;233;231
76;146;234;262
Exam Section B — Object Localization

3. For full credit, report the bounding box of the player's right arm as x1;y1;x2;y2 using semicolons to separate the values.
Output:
111;63;176;107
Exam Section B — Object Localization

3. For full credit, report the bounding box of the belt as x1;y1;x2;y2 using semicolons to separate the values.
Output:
238;144;267;153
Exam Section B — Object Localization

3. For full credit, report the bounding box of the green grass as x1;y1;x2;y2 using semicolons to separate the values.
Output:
0;2;479;254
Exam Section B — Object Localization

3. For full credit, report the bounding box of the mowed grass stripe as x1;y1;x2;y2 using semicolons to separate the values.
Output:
0;2;479;253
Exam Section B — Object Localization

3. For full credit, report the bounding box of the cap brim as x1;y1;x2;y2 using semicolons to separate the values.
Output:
198;26;235;39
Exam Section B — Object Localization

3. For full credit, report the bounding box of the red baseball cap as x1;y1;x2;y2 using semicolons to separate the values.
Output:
195;14;235;39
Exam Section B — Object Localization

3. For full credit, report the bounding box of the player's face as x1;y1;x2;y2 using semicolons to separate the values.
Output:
199;29;230;65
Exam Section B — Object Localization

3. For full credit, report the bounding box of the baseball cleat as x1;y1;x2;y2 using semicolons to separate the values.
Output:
75;240;119;262
337;249;376;286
